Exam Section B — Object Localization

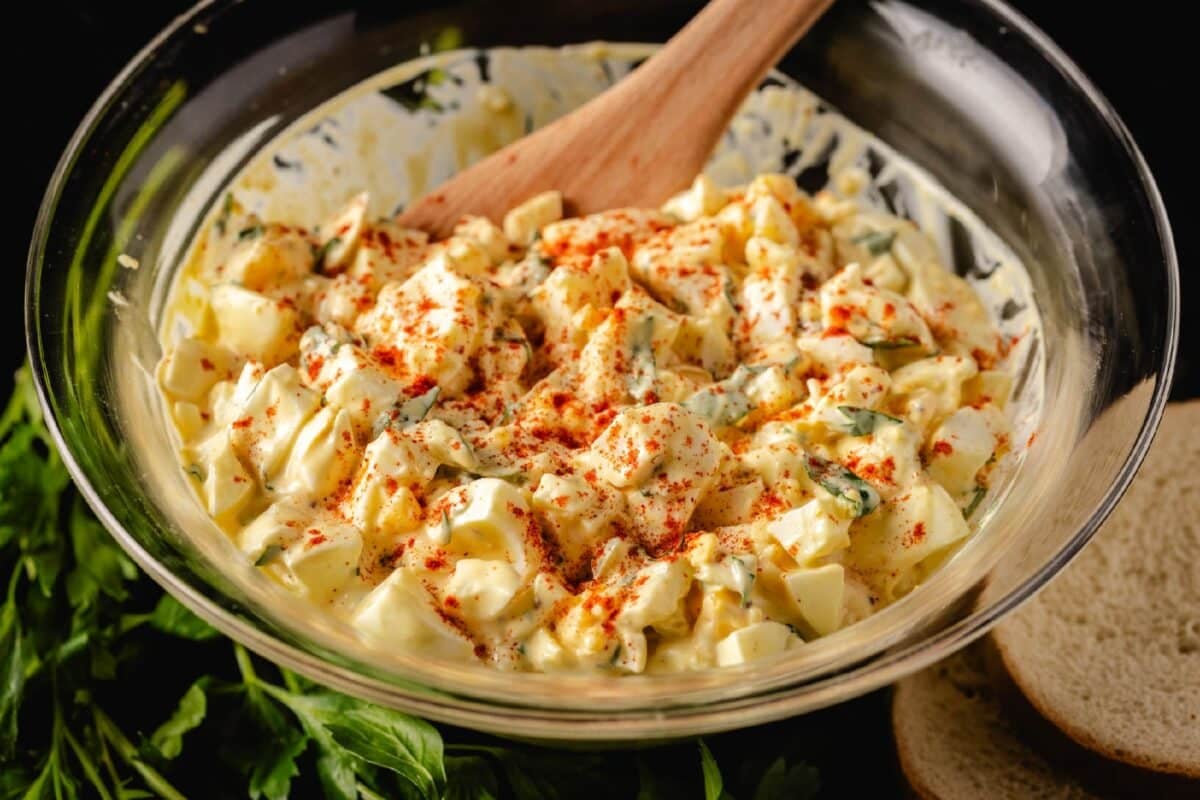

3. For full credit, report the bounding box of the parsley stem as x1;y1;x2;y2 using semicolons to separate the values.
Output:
233;642;259;687
4;563;19;605
62;722;116;800
91;706;125;797
281;668;302;694
255;679;293;707
94;707;189;800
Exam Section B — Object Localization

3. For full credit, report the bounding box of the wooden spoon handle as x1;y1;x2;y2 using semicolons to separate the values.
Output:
399;0;834;236
617;0;835;141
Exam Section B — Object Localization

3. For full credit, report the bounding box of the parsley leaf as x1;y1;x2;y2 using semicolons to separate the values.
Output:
0;594;28;758
699;740;724;800
444;755;501;800
320;701;446;798
752;756;820;800
67;498;136;604
148;595;220;641
149;679;208;760
0;360;829;797
241;682;306;800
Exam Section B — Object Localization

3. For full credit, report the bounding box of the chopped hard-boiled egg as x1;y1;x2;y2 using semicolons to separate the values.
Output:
161;170;1012;675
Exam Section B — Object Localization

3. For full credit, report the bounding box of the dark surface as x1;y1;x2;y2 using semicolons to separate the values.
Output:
8;1;1194;794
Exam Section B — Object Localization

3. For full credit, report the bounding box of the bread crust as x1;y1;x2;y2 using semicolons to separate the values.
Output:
892;645;1102;799
992;401;1200;779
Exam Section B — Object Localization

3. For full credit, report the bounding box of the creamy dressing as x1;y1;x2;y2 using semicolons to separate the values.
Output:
154;44;1041;674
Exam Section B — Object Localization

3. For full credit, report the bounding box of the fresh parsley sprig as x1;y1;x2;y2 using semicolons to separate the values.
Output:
0;364;818;799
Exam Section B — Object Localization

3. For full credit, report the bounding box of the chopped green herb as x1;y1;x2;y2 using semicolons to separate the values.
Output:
627;317;657;403
314;236;342;273
609;644;623;666
861;335;921;350
215;192;234;235
468;468;527;485
255;545;283;567
392;386;441;430
803;453;880;517
963;486;987;519
184;463;205;481
851;229;896;256
683;364;760;427
836;406;903;437
237;224;264;241
722;273;739;310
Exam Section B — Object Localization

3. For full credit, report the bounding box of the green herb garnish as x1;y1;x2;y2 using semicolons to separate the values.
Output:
683;364;763;427
963;486;987;519
627;316;658;403
375;385;441;437
722;273;739;310
851;229;896;256
0;361;819;798
803;453;880;517
215;192;234;236
861;335;921;350
237;224;264;241
313;236;342;273
836;406;903;437
254;544;283;567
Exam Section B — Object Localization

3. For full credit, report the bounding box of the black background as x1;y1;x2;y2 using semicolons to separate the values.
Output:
8;1;1195;396
4;1;1194;791
2;0;1190;786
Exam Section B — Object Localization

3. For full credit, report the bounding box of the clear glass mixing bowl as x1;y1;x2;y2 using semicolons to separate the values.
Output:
25;0;1177;741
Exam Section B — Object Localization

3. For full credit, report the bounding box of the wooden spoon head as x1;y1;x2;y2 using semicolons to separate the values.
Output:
396;89;715;237
398;0;834;237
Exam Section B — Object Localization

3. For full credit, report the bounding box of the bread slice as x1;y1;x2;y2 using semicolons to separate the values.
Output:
893;643;1101;799
992;401;1200;779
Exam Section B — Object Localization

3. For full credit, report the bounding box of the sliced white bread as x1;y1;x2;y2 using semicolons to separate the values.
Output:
893;643;1101;799
992;401;1200;778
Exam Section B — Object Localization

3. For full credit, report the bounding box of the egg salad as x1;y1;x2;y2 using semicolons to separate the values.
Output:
157;172;1012;673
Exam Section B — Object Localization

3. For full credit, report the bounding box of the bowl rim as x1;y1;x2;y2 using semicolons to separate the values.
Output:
24;0;1179;739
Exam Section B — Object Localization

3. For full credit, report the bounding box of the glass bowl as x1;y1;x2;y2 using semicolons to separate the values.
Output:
25;0;1177;742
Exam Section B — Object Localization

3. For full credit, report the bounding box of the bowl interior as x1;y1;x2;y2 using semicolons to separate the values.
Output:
27;0;1175;740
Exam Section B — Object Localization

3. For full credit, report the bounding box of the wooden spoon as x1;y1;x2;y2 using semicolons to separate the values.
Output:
398;0;834;237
